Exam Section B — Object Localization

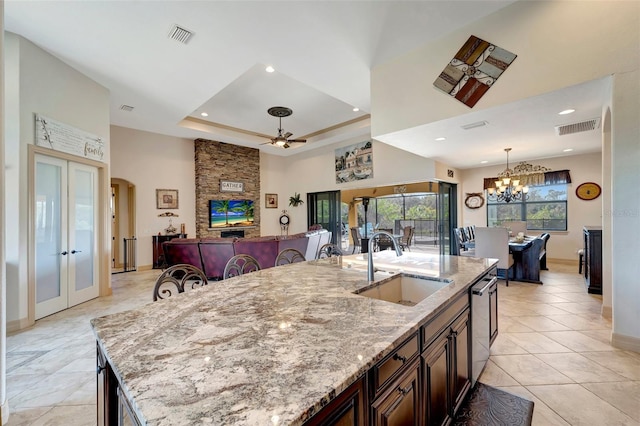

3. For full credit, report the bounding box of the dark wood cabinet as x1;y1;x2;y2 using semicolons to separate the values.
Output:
152;234;186;268
371;358;420;426
305;377;367;426
422;331;450;426
97;343;142;426
450;310;471;414
583;226;602;294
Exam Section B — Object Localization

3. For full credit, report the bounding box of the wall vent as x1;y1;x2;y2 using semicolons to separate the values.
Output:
555;118;600;136
461;120;488;130
119;104;134;112
168;25;194;44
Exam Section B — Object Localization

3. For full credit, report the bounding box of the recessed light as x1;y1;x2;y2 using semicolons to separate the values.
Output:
480;160;488;164
265;65;275;73
435;137;446;141
563;148;574;152
558;109;575;115
200;112;209;117
353;107;359;112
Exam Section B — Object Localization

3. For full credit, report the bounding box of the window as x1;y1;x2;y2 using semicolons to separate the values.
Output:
487;184;568;231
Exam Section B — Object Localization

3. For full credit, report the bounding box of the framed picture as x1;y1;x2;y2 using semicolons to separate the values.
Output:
265;193;278;208
156;189;179;209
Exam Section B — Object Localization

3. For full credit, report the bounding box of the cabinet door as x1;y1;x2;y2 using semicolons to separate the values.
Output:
450;310;471;415
305;377;366;426
489;283;499;345
422;333;450;426
371;358;420;426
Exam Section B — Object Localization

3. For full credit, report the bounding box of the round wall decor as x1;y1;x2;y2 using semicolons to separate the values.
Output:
279;212;290;226
576;182;602;200
464;193;485;209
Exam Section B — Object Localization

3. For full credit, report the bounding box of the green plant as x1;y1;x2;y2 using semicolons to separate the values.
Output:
289;192;304;207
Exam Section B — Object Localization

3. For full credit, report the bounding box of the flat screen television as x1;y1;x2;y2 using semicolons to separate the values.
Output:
209;199;254;228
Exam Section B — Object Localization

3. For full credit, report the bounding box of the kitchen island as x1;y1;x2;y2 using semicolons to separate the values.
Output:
92;252;498;425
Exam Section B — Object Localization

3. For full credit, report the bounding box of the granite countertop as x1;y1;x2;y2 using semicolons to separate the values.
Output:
91;252;497;425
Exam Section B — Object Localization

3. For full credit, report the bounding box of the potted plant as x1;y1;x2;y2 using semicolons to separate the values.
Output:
289;192;304;207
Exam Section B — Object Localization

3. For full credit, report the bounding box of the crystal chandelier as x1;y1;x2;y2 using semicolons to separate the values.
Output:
487;148;529;203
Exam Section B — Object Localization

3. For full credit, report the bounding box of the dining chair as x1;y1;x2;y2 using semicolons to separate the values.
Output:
375;228;394;251
398;226;414;251
350;227;362;254
275;248;306;266
318;243;344;258
223;254;261;279
152;264;208;301
474;227;514;286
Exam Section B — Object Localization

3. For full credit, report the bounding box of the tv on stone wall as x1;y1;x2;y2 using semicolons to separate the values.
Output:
209;199;254;228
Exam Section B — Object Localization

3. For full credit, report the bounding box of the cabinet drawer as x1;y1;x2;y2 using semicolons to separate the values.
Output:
422;292;469;350
372;334;419;396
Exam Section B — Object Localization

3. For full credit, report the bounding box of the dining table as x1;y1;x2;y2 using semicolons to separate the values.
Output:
508;236;543;284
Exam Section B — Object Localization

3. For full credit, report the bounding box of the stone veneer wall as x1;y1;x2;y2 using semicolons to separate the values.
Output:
195;138;261;238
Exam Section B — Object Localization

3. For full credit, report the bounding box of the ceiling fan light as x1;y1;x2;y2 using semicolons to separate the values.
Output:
275;139;286;147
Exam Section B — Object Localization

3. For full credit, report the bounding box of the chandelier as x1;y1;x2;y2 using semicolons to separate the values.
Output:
487;148;529;203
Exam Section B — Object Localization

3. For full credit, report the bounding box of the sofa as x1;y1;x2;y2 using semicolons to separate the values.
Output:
162;229;331;280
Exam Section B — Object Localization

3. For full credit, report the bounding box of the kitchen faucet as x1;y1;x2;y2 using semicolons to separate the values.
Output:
368;230;403;281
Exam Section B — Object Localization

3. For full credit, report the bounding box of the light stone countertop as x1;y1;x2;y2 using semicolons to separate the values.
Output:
91;252;497;425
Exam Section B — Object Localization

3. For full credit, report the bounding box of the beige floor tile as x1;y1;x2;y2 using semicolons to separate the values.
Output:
541;331;618;352
4;406;52;426
582;351;640;380
512;315;571;331
9;372;92;409
6;374;48;400
550;302;603;315
495;385;571;426
478;359;520;386
491;354;574;385
490;333;530;355
504;332;572;353
30;405;97;426
527;303;587;316
582;381;640;422
544;314;611;330
60;378;95;406
499;318;535;333
579;329;613;344
535;353;628;383
528;384;636;425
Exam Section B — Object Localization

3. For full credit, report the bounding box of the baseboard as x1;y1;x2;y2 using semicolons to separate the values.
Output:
6;317;33;334
611;332;640;352
601;305;612;319
1;398;9;425
138;264;153;271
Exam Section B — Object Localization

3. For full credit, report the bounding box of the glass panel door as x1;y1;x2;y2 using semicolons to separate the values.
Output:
307;191;341;245
35;155;68;319
438;182;457;255
68;162;99;306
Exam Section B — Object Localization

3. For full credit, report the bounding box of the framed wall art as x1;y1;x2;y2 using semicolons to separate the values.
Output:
156;189;179;209
265;193;278;208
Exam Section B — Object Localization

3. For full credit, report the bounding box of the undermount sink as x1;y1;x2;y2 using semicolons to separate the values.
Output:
354;274;452;306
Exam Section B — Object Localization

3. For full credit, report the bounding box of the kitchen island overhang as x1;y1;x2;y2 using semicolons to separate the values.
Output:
91;252;498;425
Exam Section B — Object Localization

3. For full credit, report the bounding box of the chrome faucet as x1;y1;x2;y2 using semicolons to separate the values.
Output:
368;230;403;282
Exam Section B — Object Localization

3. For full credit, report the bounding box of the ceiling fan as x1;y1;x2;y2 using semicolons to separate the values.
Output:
264;106;306;149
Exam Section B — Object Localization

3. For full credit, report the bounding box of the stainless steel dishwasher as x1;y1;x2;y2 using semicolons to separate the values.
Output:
471;275;498;386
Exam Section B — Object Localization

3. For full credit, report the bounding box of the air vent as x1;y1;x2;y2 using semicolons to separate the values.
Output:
461;120;488;130
555;118;600;136
168;25;194;44
119;105;134;112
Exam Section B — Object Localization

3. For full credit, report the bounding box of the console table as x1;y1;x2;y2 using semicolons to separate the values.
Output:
583;226;602;294
152;234;187;268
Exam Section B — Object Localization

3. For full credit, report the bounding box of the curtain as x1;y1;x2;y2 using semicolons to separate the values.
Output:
484;170;571;189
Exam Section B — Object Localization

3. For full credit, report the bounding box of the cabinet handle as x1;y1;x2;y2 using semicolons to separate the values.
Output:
71;249;82;254
60;251;68;256
96;365;105;375
397;384;412;396
393;353;407;363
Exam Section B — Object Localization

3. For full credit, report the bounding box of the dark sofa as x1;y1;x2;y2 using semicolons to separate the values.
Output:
162;230;331;280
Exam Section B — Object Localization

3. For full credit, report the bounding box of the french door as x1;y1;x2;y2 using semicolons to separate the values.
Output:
34;154;99;319
307;191;341;246
437;182;457;255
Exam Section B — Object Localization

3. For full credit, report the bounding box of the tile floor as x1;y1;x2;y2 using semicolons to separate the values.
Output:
4;261;640;425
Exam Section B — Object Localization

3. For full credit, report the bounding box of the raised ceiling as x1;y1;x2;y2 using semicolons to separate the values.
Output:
5;1;606;167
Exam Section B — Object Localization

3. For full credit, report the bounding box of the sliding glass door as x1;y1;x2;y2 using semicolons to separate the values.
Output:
437;182;457;255
307;191;341;245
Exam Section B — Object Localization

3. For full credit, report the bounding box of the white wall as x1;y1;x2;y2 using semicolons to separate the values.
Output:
4;33;110;327
460;152;602;261
260;137;438;236
110;125;196;269
1;2;8;421
371;1;639;137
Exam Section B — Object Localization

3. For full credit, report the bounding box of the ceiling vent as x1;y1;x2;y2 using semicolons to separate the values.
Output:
555;118;600;136
461;120;488;130
168;25;194;44
119;104;134;112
